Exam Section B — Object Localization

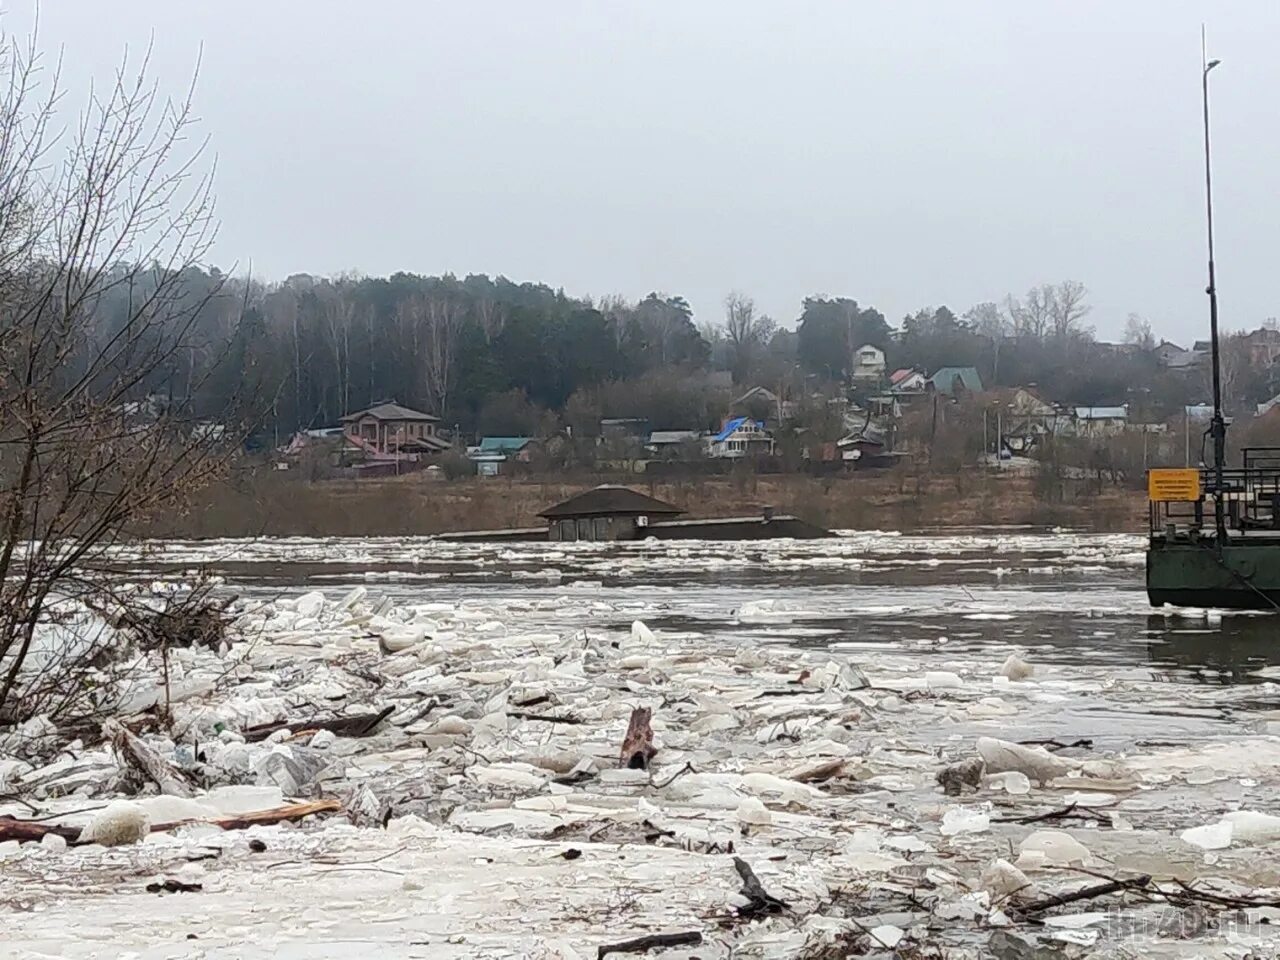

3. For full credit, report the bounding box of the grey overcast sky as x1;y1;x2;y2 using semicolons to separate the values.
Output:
3;1;1277;343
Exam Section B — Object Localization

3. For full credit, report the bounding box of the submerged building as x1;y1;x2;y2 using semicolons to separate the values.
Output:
531;484;830;542
538;486;684;542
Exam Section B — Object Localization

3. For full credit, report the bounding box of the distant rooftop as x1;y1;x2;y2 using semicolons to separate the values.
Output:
929;367;983;396
341;401;439;423
478;436;535;454
538;485;683;520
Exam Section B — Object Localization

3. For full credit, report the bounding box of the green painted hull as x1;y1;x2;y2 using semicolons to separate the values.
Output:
1147;537;1280;608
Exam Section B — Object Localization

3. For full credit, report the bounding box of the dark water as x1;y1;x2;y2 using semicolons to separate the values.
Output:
115;530;1280;687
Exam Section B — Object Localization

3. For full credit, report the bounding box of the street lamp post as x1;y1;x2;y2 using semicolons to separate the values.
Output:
1202;31;1227;544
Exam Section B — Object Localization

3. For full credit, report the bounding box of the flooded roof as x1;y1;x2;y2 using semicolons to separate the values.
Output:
538;485;683;519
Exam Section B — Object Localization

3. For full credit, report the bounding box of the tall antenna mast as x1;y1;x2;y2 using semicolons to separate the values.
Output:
1202;25;1227;543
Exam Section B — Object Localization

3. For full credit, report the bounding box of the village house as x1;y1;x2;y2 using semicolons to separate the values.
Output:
646;429;703;459
732;386;795;424
928;366;984;397
340;401;450;458
1153;339;1201;369
469;436;539;476
1241;327;1280;368
998;387;1060;454
851;344;887;382
1071;405;1129;437
887;368;928;395
706;417;774;458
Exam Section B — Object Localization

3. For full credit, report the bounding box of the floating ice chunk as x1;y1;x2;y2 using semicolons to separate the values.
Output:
294;591;326;618
1180;819;1233;850
740;772;821;805
1223;810;1280;843
736;797;771;826
846;828;883;852
940;806;990;836
986;771;1032;795
868;925;904;948
630;620;655;643
79;801;150;846
1000;654;1034;681
468;763;548;791
426;715;473;736
40;832;67;853
981;858;1036;901
339;586;367;610
976;737;1074;784
884;834;931;853
926;671;963;690
690;713;739;734
1016;829;1090;867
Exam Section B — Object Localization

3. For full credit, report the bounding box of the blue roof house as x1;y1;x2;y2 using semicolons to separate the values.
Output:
707;417;774;459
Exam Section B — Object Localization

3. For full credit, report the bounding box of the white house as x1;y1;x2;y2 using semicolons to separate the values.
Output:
706;417;774;458
851;344;887;381
1072;405;1129;437
888;368;927;394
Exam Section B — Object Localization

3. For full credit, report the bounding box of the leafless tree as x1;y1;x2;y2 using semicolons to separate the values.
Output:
1123;312;1155;350
396;292;463;416
722;291;775;383
1015;285;1054;340
0;35;250;724
1049;280;1091;340
965;300;1007;382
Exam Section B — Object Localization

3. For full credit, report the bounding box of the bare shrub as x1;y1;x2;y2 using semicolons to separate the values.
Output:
0;35;251;725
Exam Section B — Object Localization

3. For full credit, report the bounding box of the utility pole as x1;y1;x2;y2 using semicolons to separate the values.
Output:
1202;28;1228;544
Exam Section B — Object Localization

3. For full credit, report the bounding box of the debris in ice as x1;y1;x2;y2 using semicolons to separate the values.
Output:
977;737;1075;784
1180;819;1233;850
936;756;986;796
1016;829;1091;868
941;805;990;836
79;801;150;846
1000;653;1034;681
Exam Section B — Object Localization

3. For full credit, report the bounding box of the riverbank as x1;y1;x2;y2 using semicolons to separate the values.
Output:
153;468;1146;538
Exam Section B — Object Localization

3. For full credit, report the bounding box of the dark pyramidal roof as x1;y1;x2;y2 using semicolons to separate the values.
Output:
340;402;439;423
538;485;683;519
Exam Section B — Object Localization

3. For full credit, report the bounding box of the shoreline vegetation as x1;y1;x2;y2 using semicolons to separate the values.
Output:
153;468;1147;540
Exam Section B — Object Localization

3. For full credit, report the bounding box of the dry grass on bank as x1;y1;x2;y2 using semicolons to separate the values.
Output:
149;467;1147;539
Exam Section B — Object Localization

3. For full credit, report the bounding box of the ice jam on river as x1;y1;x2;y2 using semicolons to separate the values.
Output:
6;530;1280;958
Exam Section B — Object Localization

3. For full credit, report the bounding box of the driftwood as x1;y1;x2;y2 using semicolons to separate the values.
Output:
243;706;394;743
508;711;582;725
1018;738;1094;752
733;856;789;917
1015;874;1151;914
0;799;341;846
620;707;656;770
597;931;703;958
992;802;1108;826
105;719;196;797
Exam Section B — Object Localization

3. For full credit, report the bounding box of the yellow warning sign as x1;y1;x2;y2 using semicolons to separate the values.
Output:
1148;468;1201;502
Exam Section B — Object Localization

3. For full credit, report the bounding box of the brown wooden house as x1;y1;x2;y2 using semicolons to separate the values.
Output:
340;402;450;457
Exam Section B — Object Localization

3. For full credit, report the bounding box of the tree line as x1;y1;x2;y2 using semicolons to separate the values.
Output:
140;268;1252;442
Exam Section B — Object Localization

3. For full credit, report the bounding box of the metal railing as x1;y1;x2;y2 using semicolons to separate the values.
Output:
1151;447;1280;536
